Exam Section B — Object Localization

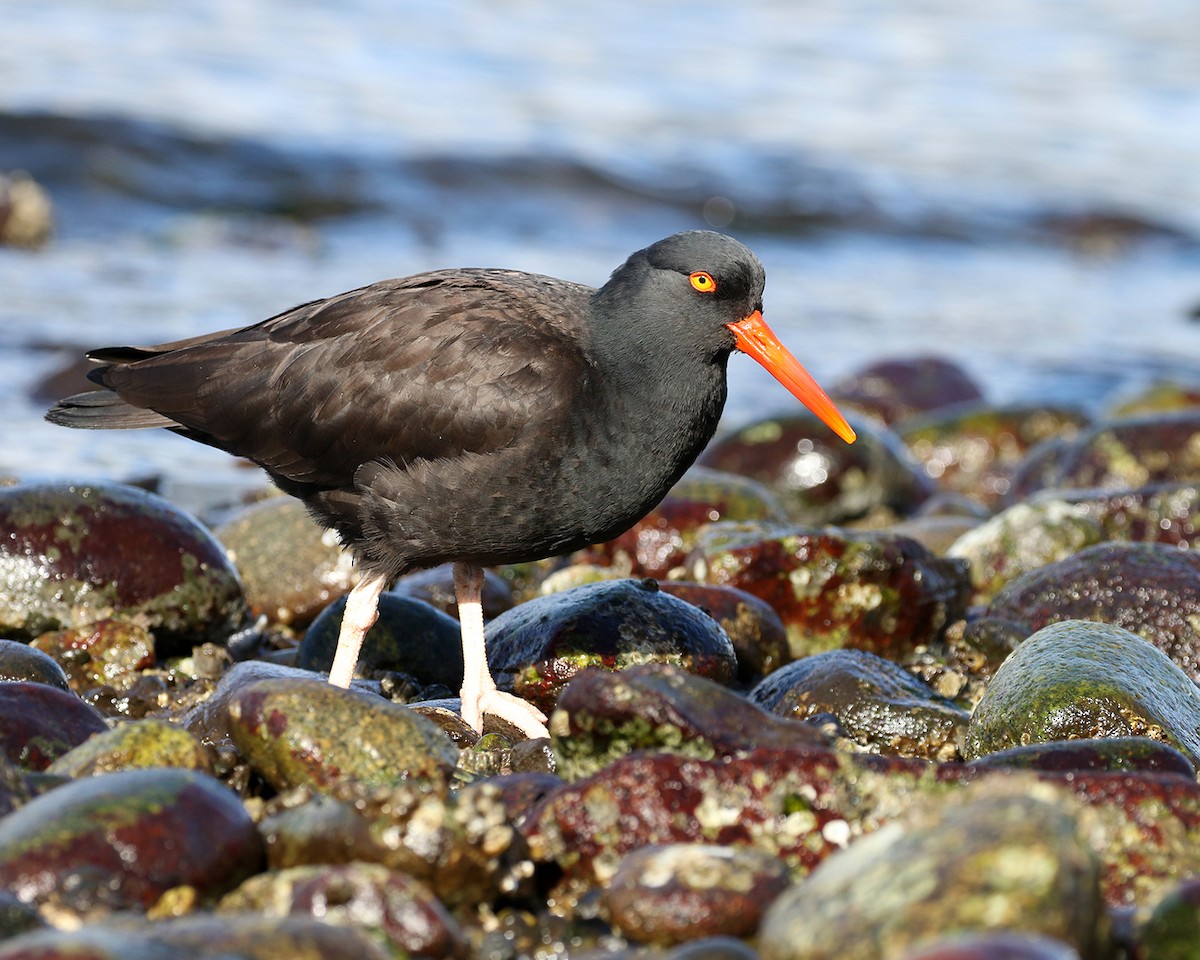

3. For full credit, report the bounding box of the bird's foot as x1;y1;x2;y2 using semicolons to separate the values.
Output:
464;688;549;740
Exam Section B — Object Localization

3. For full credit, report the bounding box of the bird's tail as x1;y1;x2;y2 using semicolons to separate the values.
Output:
45;390;174;430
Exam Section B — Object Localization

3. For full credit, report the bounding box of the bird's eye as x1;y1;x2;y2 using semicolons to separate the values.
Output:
689;271;717;294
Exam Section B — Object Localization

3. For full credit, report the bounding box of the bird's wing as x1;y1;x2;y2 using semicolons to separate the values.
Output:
93;269;599;489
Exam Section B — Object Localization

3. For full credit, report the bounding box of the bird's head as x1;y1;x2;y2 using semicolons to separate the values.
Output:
599;231;856;444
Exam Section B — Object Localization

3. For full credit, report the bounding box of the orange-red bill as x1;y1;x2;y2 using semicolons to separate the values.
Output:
726;311;856;444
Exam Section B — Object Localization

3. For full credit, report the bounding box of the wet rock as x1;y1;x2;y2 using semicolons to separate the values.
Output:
1035;482;1200;549
888;513;982;557
181;659;340;746
947;500;1105;603
895;932;1084;960
298;592;464;688
260;780;528;909
689;524;969;658
1108;380;1200;418
0;482;246;655
749;650;969;761
1139;875;1200;960
830;356;984;425
0;914;393;959
757;783;1108;960
973;541;1200;679
219;862;469;958
391;563;515;621
0;682;107;769
962;620;1200;765
966;737;1195;779
0;890;45;941
601;843;790;945
0;169;52;249
698;414;935;524
214;496;355;629
656;581;791;684
899;403;1089;509
0;639;69;689
46;718;214;778
30;619;155;693
551;663;827;780
227;676;457;791
580;467;789;578
485;579;737;715
0;767;261;916
1009;410;1200;499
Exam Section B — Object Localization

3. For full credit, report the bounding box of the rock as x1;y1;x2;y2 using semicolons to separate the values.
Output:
947;500;1104;603
601;843;790;945
689;523;969;658
1138;875;1200;960
297;592;464;689
895;932;1084;960
551;663;827;780
1009;411;1200;499
757;783;1108;960
899;403;1089;509
214;496;355;629
0;482;246;656
218;862;468;958
0;639;69;689
0;768;261;916
391;563;514;621
966;737;1195;779
0;914;393;959
30;619;155;693
961;620;1200;766
46;718;214;778
579;467;789;578
0;170;52;249
0;682;107;769
227;676;458;791
749;650;969;761
656;580;791;684
698;414;935;524
972;542;1200;679
485;578;737;715
830;356;984;425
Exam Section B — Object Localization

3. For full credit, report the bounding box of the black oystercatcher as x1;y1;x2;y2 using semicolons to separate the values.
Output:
46;231;855;738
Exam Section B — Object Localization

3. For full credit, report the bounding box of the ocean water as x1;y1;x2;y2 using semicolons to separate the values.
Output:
3;0;1200;502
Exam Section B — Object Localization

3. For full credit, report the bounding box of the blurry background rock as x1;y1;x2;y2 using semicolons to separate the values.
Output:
0;170;52;248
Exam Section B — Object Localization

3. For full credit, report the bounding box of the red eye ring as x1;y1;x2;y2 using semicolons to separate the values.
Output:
689;271;717;294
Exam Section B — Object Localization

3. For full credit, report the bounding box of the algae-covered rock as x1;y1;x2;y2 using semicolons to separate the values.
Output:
962;620;1200;765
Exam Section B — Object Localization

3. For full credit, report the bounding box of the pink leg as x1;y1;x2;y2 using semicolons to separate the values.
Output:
454;561;548;739
327;572;388;687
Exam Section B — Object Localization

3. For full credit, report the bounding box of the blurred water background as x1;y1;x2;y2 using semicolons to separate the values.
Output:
3;0;1200;503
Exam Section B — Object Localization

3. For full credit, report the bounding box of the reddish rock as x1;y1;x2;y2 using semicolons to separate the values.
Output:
0;682;107;770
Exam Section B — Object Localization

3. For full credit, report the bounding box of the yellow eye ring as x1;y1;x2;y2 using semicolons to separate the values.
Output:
689;271;717;294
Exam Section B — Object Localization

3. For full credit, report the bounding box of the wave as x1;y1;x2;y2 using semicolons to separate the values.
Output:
0;109;1194;251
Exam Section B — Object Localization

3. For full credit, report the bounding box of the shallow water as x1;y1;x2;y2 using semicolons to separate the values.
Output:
3;0;1200;502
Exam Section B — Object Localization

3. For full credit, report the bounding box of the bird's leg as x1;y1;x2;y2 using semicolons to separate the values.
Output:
453;561;549;739
327;572;388;687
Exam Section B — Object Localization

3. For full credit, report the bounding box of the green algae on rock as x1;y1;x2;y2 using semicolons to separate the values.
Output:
550;662;827;781
689;523;969;658
0;482;247;655
46;718;214;779
757;783;1108;960
227;676;458;791
962;620;1200;765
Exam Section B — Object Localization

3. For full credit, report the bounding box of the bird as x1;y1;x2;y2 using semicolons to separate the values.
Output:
46;231;856;739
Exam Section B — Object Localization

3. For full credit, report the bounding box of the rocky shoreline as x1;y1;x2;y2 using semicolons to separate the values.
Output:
3;356;1200;959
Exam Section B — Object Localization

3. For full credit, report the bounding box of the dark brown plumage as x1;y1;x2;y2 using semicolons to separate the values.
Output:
47;231;855;737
